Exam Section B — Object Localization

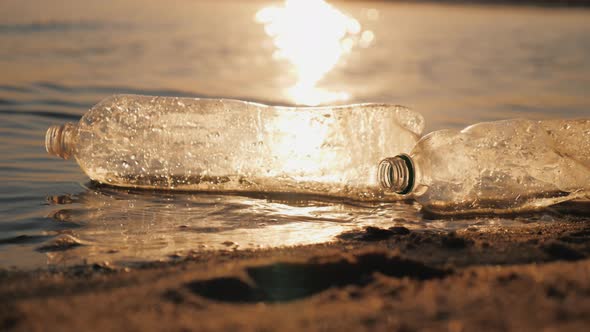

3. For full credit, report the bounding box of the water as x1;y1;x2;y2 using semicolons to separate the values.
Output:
1;0;589;269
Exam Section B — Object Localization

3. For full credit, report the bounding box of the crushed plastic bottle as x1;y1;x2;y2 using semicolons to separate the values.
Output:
46;94;424;200
379;119;590;215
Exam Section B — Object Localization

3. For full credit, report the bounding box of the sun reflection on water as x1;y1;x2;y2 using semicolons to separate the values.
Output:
256;0;365;105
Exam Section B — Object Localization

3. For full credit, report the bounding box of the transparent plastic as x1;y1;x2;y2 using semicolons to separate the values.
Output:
379;119;590;214
46;94;424;200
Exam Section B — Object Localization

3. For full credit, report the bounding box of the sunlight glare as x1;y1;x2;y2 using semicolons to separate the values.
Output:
270;109;338;181
256;0;363;105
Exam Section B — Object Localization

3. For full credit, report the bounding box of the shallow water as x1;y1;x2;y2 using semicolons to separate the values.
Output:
1;0;589;269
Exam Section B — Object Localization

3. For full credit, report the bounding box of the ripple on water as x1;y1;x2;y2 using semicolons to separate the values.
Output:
1;179;587;270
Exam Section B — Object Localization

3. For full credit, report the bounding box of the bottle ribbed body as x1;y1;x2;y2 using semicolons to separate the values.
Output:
46;94;424;200
380;119;590;215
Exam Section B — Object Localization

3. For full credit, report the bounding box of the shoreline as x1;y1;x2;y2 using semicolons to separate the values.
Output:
3;219;590;330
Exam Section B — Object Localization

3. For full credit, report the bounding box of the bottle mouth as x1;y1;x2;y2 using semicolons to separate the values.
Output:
45;123;75;159
378;154;415;195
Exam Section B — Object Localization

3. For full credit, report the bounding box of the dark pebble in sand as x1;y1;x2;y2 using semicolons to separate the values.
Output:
69;262;117;277
362;226;411;241
542;241;585;261
363;226;395;240
441;232;472;249
92;262;115;271
388;226;411;235
337;226;411;242
496;272;520;284
0;313;19;330
35;235;83;252
367;226;411;240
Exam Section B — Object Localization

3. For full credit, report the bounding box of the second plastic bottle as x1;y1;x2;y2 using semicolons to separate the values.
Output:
379;119;590;214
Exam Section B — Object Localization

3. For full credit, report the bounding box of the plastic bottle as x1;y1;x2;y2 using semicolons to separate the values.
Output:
379;119;590;215
46;94;424;200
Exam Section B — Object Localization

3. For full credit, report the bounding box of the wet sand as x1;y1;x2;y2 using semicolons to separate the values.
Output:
3;214;590;331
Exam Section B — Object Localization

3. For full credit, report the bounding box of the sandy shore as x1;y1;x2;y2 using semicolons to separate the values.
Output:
2;217;590;331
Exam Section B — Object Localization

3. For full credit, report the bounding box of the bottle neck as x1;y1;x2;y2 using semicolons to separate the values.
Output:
378;154;415;194
45;123;77;160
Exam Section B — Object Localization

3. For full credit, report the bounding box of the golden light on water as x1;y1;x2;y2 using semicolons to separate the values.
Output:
256;0;366;106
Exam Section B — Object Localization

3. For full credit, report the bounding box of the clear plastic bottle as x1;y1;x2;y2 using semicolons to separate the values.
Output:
379;119;590;215
46;94;424;200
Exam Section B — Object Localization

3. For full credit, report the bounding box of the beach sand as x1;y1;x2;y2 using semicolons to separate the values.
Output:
3;211;590;331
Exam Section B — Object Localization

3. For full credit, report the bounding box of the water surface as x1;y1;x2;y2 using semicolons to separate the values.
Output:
1;0;589;269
